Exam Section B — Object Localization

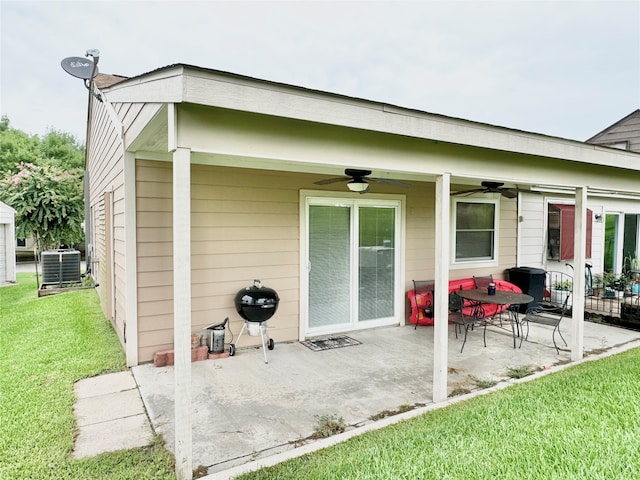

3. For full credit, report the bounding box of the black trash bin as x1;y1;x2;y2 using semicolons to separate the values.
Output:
507;267;546;312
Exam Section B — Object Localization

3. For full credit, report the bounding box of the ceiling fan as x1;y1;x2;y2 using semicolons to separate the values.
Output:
451;181;520;199
314;169;410;193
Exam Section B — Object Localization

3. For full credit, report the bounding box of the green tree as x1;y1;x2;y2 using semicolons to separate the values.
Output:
0;116;85;252
0;116;40;175
40;129;84;171
0;116;84;174
0;162;84;251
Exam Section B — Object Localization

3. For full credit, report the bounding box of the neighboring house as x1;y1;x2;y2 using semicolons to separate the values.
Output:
587;110;640;273
517;110;640;278
587;109;640;151
85;64;640;376
0;201;16;283
15;235;36;261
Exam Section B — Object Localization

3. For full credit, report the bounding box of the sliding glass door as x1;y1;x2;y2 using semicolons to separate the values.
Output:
306;197;401;335
308;204;352;329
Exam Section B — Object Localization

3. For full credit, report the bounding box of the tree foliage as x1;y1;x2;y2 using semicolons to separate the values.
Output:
0;116;40;176
39;129;84;171
0;116;85;251
0;115;84;175
1;162;84;251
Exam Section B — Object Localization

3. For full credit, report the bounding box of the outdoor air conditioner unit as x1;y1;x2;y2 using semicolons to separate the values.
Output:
41;249;81;285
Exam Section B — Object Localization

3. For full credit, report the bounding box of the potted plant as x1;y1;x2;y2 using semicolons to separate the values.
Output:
624;254;640;294
602;272;627;299
551;279;573;308
616;274;630;297
592;273;605;298
624;253;640;273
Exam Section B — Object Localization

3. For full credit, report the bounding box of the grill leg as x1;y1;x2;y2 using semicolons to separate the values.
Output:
235;322;247;347
259;323;269;364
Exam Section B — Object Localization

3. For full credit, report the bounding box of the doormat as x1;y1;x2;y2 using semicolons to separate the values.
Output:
301;336;361;352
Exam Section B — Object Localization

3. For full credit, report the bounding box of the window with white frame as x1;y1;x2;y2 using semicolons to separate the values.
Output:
452;197;498;263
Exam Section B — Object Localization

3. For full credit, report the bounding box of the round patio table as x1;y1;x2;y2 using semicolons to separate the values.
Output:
457;289;534;348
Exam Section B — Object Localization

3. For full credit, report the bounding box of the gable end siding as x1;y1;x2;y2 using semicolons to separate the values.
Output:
588;110;640;152
88;98;127;347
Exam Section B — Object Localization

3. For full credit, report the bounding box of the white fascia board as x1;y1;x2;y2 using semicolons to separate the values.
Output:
178;70;640;170
106;66;640;171
102;70;185;104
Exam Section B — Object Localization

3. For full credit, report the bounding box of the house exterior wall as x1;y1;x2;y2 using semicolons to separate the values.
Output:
92;69;640;366
135;161;303;361
15;235;36;254
406;191;517;283
135;160;519;363
518;192;640;276
88;97;125;340
88;93;165;358
87;98;145;346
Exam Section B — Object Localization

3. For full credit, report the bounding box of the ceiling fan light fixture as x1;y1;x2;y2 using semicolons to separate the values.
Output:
347;179;369;192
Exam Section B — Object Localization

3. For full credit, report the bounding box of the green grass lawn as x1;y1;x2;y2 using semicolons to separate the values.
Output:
0;274;175;480
238;348;640;479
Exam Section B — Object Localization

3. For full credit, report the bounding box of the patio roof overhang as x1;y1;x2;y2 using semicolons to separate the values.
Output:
106;64;640;170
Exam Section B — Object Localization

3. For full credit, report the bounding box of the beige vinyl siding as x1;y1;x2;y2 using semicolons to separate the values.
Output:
404;187;435;289
588;110;640;152
87;99;156;349
87;98;125;346
135;162;303;362
136;160;173;361
134;159;520;362
496;196;518;275
405;193;517;281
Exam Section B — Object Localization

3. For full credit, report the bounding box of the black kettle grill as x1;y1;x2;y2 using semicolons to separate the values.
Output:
229;279;279;363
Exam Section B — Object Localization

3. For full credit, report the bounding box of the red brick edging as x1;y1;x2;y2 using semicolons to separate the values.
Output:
153;346;229;367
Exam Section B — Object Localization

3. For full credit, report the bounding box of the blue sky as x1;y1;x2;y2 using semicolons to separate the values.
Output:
1;0;639;143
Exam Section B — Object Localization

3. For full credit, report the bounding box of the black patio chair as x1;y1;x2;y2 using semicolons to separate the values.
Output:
519;291;570;354
449;292;486;353
473;275;494;289
473;274;504;326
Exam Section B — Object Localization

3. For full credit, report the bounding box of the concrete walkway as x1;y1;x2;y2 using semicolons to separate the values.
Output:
73;371;154;458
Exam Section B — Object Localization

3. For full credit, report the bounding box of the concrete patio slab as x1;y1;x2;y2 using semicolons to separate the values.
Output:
132;318;640;476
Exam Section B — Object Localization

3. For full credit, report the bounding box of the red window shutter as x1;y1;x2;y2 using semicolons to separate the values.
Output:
559;206;574;261
554;204;592;261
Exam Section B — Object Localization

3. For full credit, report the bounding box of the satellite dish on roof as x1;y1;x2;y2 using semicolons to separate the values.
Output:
60;56;99;80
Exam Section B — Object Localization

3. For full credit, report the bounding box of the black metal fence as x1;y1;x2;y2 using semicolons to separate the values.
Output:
544;270;640;327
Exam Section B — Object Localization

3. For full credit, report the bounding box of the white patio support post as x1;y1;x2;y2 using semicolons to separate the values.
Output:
173;146;193;480
124;151;139;367
433;174;451;402
571;186;587;362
